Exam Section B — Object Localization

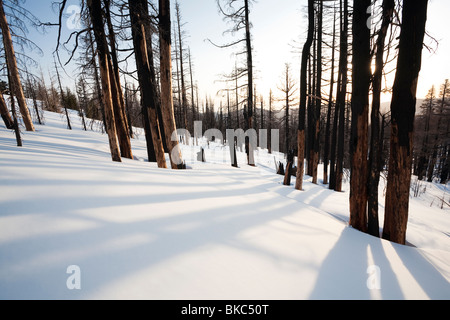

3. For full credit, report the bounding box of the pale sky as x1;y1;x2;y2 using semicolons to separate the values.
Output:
20;0;450;110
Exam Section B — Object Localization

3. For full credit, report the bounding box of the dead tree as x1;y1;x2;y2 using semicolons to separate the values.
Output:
349;0;371;233
159;0;184;169
295;0;314;191
129;0;167;168
367;0;395;237
0;0;34;131
383;0;428;245
87;0;121;162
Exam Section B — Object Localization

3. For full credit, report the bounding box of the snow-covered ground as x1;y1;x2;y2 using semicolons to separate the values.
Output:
0;109;449;300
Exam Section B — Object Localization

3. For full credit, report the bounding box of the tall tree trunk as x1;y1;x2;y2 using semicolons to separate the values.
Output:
311;0;323;184
88;28;107;133
87;0;121;162
334;0;348;193
383;0;428;245
129;0;167;168
323;5;337;185
159;0;184;169
244;0;255;166
349;0;371;232
104;0;133;159
0;0;34;132
368;0;395;237
295;0;314;191
175;2;189;138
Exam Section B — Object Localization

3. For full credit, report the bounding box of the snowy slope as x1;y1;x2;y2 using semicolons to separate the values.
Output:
0;109;449;300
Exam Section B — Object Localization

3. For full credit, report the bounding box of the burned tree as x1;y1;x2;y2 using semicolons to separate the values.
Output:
383;0;428;245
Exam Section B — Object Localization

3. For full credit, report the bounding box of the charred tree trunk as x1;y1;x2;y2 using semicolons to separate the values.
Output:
159;0;184;169
104;0;133;159
323;6;337;185
295;0;314;191
88;28;107;133
129;0;167;168
368;0;394;237
244;0;255;166
0;0;34;132
175;2;189;137
87;0;121;162
334;0;348;192
311;0;322;184
349;0;371;232
383;0;428;245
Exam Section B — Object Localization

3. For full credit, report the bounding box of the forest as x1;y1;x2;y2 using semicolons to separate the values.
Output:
0;0;449;301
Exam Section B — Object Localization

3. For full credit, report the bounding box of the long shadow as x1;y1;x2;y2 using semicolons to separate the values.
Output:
392;244;450;299
309;227;374;300
0;180;306;299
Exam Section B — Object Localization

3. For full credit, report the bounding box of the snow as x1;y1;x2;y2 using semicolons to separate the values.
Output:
0;108;449;300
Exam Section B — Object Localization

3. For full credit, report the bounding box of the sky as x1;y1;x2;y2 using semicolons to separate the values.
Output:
15;0;450;110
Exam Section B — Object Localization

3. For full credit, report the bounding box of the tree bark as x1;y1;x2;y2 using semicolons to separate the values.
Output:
334;0;348;193
159;0;184;169
104;0;133;159
323;5;337;185
368;0;394;237
87;0;121;162
311;0;322;185
0;0;34;132
175;2;189;136
244;0;254;166
349;0;371;232
295;0;314;191
383;0;428;245
129;0;167;168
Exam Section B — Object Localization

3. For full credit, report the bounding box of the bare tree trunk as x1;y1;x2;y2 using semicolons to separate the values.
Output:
104;0;133;159
295;0;314;191
54;58;72;130
88;28;107;133
383;0;428;245
87;0;121;162
159;0;184;169
311;0;323;184
129;0;167;168
175;2;189;137
323;5;337;185
334;0;348;192
368;0;395;237
244;0;255;166
0;0;34;132
349;0;371;232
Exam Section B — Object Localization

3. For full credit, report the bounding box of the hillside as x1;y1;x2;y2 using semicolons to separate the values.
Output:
0;109;449;300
